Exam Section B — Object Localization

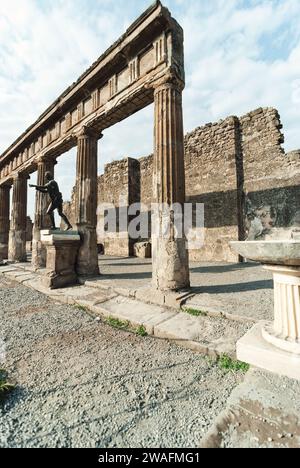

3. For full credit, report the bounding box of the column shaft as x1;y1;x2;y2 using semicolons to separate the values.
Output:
32;158;56;268
8;174;28;262
152;81;190;290
0;185;11;262
75;129;99;276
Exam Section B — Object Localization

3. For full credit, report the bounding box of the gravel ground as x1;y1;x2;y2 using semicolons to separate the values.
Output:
0;276;245;448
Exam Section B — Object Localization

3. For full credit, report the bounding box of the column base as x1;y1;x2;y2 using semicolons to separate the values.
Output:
262;322;300;355
237;321;300;381
263;264;300;354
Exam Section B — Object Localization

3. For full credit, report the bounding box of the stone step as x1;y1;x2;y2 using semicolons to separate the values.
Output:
154;311;249;358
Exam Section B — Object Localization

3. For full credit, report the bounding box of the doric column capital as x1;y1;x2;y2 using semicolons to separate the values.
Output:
0;182;12;190
13;171;30;181
151;70;185;94
77;126;103;140
36;154;57;167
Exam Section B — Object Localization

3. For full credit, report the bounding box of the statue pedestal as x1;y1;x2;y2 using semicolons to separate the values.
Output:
237;264;300;381
41;230;80;289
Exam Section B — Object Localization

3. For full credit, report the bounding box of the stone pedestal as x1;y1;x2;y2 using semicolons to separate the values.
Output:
0;185;10;263
32;157;56;268
237;264;300;381
75;127;100;276
8;174;28;262
152;78;190;291
262;265;300;354
41;230;80;289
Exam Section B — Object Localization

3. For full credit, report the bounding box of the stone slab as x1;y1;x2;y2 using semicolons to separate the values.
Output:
90;296;178;335
201;367;300;448
0;266;19;273
154;312;249;357
41;231;80;243
237;322;300;381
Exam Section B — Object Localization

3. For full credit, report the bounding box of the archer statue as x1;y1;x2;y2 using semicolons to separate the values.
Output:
30;172;73;231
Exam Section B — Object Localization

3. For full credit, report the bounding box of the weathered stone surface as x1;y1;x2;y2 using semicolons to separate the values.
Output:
91;295;177;335
97;158;140;257
75;128;100;276
41;230;80;289
152;79;190;291
201;368;300;448
8;174;28;262
154;312;248;357
230;240;300;266
134;241;151;258
0;184;10;262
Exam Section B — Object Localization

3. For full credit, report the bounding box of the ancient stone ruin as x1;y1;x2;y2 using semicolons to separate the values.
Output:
64;107;300;262
0;1;190;291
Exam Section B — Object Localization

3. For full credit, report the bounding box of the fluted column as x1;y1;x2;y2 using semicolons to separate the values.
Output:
0;184;11;262
152;77;190;290
262;265;300;355
75;127;101;276
8;173;28;262
32;157;57;268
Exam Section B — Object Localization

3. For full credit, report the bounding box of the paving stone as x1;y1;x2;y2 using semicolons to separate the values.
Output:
90;296;178;335
154;312;250;358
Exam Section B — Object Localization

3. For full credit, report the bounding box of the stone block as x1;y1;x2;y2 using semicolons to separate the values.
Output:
41;230;80;289
134;241;152;259
237;322;300;381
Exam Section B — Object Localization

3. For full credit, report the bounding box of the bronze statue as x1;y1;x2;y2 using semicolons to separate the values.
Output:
30;172;72;231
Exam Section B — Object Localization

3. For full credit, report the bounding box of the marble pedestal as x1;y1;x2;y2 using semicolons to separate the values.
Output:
237;265;300;380
41;230;80;289
237;265;300;381
230;241;300;381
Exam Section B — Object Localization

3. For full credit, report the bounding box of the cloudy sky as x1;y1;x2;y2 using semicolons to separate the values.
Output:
0;0;300;218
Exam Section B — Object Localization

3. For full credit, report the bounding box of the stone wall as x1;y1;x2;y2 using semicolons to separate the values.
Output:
240;108;300;239
184;116;241;262
96;158;140;257
64;107;300;262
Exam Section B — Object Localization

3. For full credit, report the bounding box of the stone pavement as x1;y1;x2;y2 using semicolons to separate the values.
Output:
200;368;300;448
0;256;274;358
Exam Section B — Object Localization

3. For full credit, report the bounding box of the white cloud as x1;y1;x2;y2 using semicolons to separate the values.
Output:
0;0;300;218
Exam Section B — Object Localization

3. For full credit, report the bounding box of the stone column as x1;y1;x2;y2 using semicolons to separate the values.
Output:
0;184;11;262
32;157;56;268
152;77;190;290
8;173;28;262
75;127;101;276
